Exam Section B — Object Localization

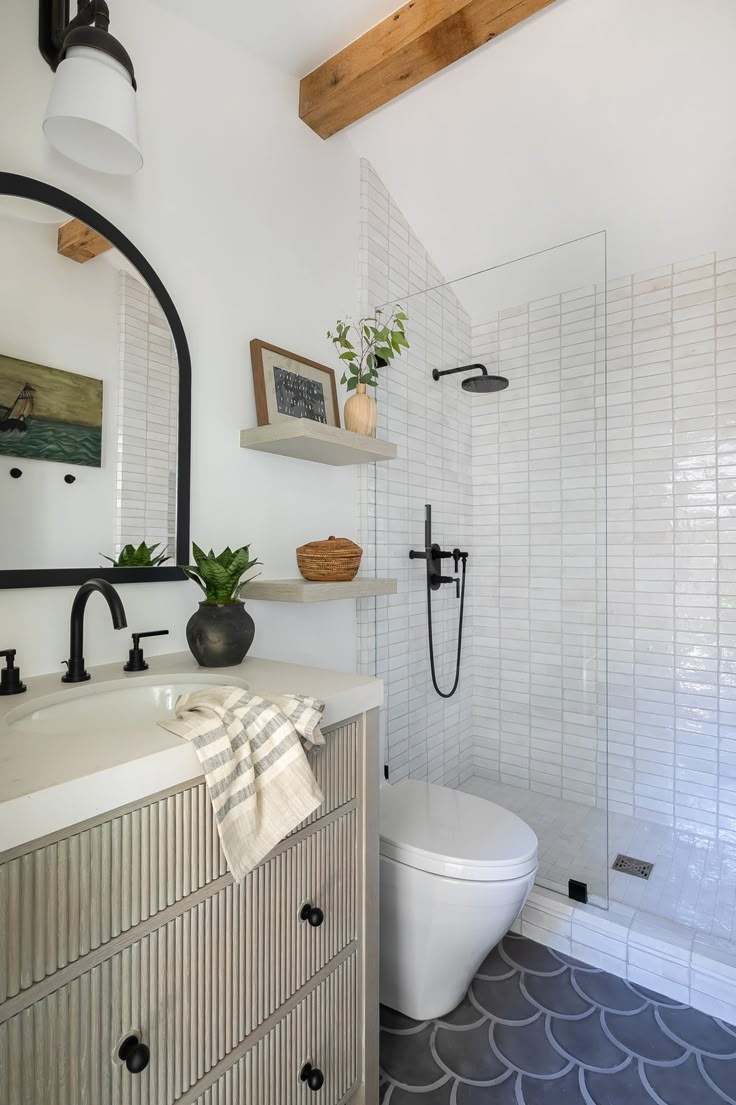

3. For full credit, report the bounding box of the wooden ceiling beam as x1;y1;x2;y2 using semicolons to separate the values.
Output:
300;0;557;139
57;218;112;264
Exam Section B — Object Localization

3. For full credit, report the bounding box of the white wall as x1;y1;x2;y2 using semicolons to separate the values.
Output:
0;216;119;569
0;0;362;676
349;0;736;307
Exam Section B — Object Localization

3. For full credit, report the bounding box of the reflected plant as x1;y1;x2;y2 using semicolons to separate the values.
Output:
102;541;170;567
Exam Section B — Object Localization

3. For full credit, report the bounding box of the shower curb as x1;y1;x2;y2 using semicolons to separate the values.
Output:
513;886;736;1025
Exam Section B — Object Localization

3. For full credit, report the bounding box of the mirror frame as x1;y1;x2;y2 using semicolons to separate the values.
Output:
0;173;191;589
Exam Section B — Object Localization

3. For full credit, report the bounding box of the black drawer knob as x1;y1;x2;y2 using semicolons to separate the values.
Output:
300;1063;325;1092
300;903;325;928
118;1034;150;1074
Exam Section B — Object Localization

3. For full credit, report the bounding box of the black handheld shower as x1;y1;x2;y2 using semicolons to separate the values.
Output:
409;504;469;699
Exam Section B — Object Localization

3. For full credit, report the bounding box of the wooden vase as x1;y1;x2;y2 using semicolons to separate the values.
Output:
344;383;377;437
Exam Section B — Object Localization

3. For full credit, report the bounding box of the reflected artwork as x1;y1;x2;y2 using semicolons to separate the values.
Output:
0;354;103;467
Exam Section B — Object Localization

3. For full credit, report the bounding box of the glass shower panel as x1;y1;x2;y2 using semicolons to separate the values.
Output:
369;232;609;909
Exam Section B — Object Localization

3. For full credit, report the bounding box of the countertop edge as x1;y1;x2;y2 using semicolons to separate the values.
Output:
0;653;383;855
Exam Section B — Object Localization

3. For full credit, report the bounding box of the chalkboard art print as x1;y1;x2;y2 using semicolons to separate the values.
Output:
250;340;340;429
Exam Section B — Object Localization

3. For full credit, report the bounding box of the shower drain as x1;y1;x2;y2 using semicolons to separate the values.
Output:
612;854;654;880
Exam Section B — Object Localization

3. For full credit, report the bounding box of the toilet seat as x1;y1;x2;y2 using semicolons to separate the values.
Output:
380;779;538;882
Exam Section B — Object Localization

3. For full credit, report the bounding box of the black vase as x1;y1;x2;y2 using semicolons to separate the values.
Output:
186;602;255;667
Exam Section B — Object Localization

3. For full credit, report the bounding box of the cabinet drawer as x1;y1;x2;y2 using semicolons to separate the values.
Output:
0;811;357;1105
0;717;360;1003
192;952;359;1105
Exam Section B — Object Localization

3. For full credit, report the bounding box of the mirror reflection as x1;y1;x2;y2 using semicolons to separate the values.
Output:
0;197;180;571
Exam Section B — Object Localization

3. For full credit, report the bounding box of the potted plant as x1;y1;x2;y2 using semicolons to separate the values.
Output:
327;305;409;436
101;541;170;567
182;543;261;667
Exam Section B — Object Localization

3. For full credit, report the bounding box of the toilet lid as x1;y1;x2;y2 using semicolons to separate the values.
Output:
380;780;538;882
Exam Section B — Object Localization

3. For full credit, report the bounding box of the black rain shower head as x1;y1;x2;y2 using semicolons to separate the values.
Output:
432;364;509;394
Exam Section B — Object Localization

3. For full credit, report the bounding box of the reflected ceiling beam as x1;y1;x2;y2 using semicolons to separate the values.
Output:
300;0;557;139
57;218;112;263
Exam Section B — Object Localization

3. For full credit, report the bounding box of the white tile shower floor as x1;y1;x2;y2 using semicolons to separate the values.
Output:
460;777;736;944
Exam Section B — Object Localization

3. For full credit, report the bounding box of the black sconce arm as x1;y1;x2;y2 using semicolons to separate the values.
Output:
39;0;111;71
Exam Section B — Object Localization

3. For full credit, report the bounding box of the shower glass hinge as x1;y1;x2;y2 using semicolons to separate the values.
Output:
383;764;389;780
568;879;588;904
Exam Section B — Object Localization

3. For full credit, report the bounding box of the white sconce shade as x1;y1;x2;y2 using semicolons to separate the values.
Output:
43;45;142;176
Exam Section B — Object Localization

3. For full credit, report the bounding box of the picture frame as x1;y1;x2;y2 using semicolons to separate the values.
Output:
250;339;340;429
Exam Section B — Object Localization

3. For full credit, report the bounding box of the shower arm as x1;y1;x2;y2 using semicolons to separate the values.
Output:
431;365;488;381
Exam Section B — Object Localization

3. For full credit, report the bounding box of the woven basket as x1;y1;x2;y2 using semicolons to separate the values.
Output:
296;535;363;582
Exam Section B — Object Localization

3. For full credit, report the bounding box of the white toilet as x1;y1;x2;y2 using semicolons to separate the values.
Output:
379;779;538;1021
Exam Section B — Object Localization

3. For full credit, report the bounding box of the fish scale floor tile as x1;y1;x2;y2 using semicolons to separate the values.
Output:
379;934;736;1104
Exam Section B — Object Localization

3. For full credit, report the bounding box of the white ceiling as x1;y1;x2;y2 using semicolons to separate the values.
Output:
347;0;736;315
151;0;403;77
152;0;736;319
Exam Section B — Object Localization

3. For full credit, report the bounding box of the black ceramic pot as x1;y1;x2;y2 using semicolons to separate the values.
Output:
186;602;255;667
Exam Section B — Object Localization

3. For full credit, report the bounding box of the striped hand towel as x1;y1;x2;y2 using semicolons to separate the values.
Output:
159;686;325;881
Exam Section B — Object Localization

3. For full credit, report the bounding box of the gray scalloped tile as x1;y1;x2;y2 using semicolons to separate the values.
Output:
549;1008;628;1071
455;1072;519;1105
521;968;594;1017
434;1020;509;1082
582;1058;657;1104
604;1005;688;1062
380;936;736;1105
471;971;538;1023
501;936;568;976
492;1015;571;1076
572;968;648;1013
657;1005;736;1056
644;1053;733;1105
520;1066;588;1105
381;1022;444;1087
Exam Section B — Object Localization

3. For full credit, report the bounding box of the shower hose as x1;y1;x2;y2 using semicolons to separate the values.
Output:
426;553;468;699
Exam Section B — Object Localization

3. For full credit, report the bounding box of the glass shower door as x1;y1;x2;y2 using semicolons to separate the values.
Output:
360;216;609;908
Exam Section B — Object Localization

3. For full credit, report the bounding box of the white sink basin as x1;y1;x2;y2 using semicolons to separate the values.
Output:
6;674;248;738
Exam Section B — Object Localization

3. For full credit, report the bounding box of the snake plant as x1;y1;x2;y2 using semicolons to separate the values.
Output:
102;541;170;567
182;543;261;605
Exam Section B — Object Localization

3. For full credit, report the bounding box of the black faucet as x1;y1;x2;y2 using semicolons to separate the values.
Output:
408;504;467;594
62;578;128;683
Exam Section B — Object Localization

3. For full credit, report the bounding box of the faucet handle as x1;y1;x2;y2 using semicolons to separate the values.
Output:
0;648;27;696
124;630;169;673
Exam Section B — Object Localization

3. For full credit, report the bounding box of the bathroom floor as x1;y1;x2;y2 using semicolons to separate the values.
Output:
379;935;736;1104
461;777;736;942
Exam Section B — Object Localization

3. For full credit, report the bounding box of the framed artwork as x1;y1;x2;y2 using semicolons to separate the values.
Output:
250;339;340;428
0;354;103;467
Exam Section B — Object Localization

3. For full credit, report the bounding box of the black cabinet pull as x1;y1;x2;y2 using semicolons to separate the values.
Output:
300;1063;325;1092
118;1034;150;1074
300;903;325;928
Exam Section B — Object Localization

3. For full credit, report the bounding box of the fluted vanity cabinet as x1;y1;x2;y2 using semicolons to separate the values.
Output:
0;710;379;1105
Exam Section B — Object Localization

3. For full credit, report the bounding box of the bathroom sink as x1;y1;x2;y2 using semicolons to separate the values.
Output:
5;674;248;739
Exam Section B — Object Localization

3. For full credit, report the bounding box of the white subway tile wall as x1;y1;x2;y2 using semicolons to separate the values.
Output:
471;284;607;815
116;271;179;557
358;158;736;877
602;253;736;843
357;160;475;785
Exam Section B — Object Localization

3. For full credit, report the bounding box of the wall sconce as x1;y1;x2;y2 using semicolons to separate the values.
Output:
39;0;142;176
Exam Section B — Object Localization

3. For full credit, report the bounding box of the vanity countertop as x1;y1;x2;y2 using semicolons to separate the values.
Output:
0;651;383;855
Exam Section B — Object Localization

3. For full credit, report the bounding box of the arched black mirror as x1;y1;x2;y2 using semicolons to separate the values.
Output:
0;173;190;588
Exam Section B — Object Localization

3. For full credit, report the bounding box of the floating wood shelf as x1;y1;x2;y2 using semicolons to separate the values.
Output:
243;578;397;603
240;420;397;466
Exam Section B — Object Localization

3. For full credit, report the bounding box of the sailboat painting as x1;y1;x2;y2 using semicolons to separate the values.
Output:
0;355;103;467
